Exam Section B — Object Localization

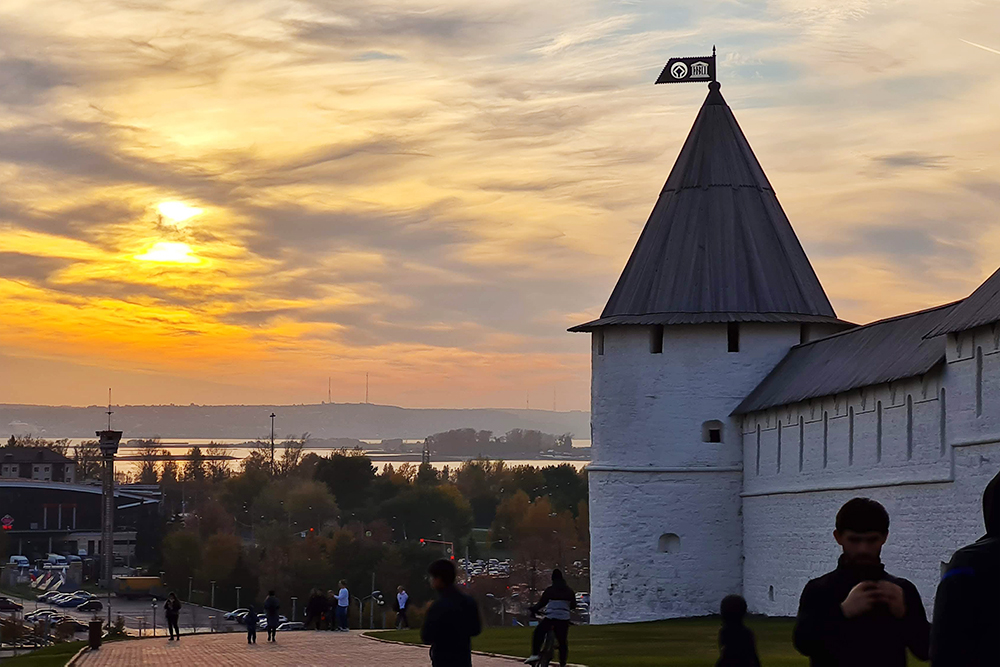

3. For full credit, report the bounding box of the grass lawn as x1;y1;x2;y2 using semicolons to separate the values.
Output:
367;617;929;667
1;641;85;667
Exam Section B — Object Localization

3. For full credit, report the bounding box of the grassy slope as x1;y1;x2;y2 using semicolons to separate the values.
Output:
1;641;85;667
367;617;928;667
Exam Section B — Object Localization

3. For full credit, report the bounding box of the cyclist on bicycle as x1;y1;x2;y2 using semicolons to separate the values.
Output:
525;569;576;666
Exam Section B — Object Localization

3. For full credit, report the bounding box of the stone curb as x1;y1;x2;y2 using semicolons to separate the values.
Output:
361;630;588;667
65;644;90;667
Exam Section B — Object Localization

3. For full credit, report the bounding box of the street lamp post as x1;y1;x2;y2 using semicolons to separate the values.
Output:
210;580;216;609
290;596;297;622
97;425;122;628
269;412;276;476
235;586;241;609
188;576;193;602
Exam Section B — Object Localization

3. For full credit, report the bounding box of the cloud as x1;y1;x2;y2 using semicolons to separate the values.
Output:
2;0;1000;410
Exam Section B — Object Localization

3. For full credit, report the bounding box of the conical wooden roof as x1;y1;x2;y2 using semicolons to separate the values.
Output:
571;82;841;331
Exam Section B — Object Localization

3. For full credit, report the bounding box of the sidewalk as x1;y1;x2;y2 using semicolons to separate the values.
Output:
75;630;520;666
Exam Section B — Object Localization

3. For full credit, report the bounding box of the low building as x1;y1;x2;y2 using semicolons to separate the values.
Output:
0;479;158;562
0;447;76;483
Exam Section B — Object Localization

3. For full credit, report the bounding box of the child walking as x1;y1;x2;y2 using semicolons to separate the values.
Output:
717;595;760;667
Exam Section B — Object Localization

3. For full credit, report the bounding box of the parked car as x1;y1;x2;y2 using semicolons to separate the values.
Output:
76;600;103;612
25;609;59;621
225;608;248;621
0;597;24;611
256;613;288;626
276;621;304;631
57;596;91;608
36;591;60;602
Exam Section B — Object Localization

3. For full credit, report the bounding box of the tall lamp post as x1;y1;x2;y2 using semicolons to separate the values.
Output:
97;424;122;626
269;412;276;476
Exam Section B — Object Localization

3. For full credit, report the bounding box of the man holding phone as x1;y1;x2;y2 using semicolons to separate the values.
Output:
793;497;929;666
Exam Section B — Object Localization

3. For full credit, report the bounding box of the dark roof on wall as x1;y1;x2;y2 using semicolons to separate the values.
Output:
571;82;841;332
925;266;1000;337
734;302;960;414
0;446;73;464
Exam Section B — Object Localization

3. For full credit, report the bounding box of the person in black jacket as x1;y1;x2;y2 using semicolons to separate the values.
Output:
164;592;182;641
245;602;257;645
716;595;760;667
264;590;280;642
421;559;482;667
793;497;929;666
525;569;575;666
931;469;1000;666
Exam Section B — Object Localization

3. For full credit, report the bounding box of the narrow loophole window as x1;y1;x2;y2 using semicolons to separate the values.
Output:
976;347;983;417
940;388;947;457
650;325;664;354
822;412;829;468
755;425;761;476
798;416;804;472
848;407;854;466
776;420;782;473
728;322;740;352
876;401;883;462
906;395;914;459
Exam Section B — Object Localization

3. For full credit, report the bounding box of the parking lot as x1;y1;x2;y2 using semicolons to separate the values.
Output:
11;591;231;637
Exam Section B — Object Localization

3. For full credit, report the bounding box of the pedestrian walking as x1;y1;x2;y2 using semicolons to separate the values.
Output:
245;602;257;644
264;590;280;642
931;469;1000;666
793;497;929;666
396;585;410;629
164;592;182;641
336;580;350;631
305;588;322;630
421;559;482;667
326;589;337;630
716;595;760;667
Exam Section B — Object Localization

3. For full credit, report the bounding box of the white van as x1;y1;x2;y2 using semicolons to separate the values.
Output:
45;553;68;566
8;555;29;568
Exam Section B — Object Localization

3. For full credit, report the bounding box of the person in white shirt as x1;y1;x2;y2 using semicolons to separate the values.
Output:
336;580;350;631
396;586;410;629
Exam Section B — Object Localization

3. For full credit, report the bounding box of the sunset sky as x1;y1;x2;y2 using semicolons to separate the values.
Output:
1;0;1000;410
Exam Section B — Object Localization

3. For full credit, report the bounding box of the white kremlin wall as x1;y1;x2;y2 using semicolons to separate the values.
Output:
741;323;1000;618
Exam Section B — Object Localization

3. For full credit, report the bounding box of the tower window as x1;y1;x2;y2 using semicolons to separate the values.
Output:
650;325;663;354
728;322;740;352
657;533;681;553
595;330;604;356
702;420;723;443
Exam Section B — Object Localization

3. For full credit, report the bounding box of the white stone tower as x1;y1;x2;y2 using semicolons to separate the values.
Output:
571;81;846;624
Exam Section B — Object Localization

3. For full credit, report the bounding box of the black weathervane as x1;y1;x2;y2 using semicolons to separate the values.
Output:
656;46;717;84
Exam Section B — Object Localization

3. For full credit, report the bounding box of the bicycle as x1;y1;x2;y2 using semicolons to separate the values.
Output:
524;612;557;667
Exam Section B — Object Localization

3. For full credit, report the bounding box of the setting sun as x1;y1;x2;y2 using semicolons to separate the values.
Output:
157;201;203;223
134;241;203;264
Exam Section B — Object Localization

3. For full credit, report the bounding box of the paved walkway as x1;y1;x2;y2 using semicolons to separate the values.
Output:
76;630;519;666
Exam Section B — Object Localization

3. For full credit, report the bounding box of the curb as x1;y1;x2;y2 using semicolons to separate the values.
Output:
361;631;587;666
66;644;89;667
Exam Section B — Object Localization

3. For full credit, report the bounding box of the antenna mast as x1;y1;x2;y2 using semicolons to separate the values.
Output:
106;388;113;430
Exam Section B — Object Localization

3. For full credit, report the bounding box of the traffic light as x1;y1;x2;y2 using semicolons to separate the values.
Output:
420;539;425;544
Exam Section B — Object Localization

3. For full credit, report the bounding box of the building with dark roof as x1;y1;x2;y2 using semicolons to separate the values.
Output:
0;447;76;483
575;78;1000;624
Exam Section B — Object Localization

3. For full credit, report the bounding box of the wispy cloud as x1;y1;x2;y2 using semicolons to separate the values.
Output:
1;0;1000;409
